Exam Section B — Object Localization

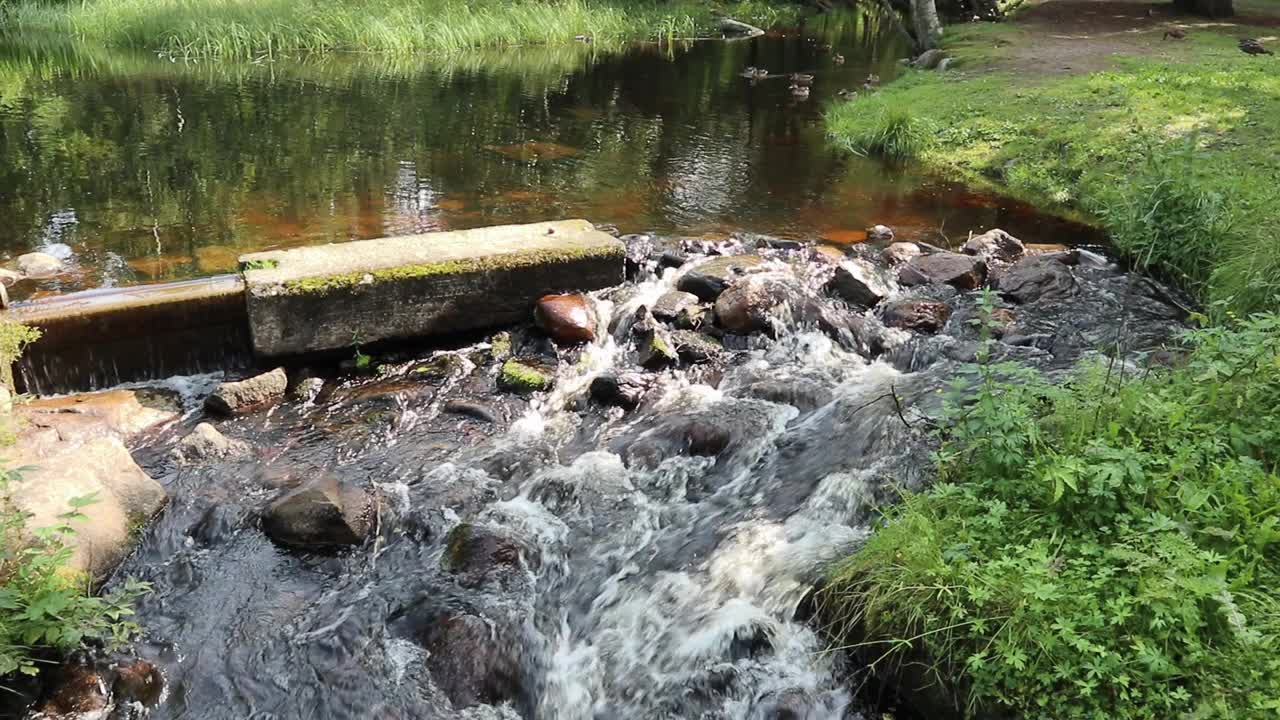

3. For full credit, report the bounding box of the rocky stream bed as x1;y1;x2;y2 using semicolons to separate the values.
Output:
7;226;1189;720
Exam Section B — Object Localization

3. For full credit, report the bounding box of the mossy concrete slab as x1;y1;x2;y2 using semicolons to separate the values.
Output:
240;220;624;357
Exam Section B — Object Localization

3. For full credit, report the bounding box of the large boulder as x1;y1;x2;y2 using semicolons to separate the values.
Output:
825;259;890;307
898;252;987;290
962;228;1026;264
171;422;251;464
441;523;539;589
17;251;64;278
882;241;921;265
205;368;288;415
412;609;523;710
261;476;375;550
534;293;597;345
994;254;1078;303
714;274;805;334
677;255;766;301
882;299;952;334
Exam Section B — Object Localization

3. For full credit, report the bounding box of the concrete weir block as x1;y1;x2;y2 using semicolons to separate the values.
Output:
240;220;624;357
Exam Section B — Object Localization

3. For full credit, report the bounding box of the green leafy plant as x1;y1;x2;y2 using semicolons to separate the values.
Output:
0;464;150;683
819;311;1280;719
828;99;930;161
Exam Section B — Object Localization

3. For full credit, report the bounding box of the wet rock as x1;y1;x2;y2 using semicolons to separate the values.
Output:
815;306;886;357
639;330;679;369
289;375;325;404
112;658;164;708
37;657;109;717
590;372;654;410
882;241;921;265
994;254;1078;303
443;399;499;423
988;307;1017;338
882;299;952;333
898;252;987;290
868;224;895;242
442;523;539;588
621;233;656;278
677;255;766;301
675;303;711;330
652;290;702;322
810;245;847;265
737;379;834;414
171;422;251;464
670;330;723;364
189;503;245;546
749;687;844;720
0;267;21;286
417;610;522;710
962;228;1026;264
825;259;890;307
534;293;596;345
261;476;374;550
205;367;288;415
498;358;555;393
18;251;64;278
714;274;804;334
488;331;513;361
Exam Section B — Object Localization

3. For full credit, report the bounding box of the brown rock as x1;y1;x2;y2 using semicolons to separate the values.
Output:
882;242;921;265
825;260;890;307
261;476;375;550
988;308;1017;338
676;255;766;301
994;254;1077;303
419;611;522;710
442;523;538;588
37;659;109;717
112;658;165;708
898;253;987;290
868;224;895;243
17;251;64;278
534;293;596;344
882;299;952;333
962;228;1026;264
651;290;701;322
714;274;804;334
205;368;288;415
172;422;251;464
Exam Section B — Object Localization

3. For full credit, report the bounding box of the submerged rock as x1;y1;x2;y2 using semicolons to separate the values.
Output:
205;368;288;415
962;228;1025;263
590;372;654;410
670;330;723;364
17;251;64;278
443;399;499;423
416;610;523;710
994;253;1078;303
112;658;165;709
498;358;555;393
898;252;987;290
677;255;766;301
172;422;251;464
825;259;890;307
882;241;921;265
882;299;952;333
442;523;539;588
261;476;374;550
534;293;596;345
36;657;109;718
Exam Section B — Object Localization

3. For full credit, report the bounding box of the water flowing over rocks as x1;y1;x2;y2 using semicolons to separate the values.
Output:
17;251;65;278
53;225;1192;720
825;259;891;307
171;422;251;464
881;241;921;265
204;367;287;415
534;293;597;345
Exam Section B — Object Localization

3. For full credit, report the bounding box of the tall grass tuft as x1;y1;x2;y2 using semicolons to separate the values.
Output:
827;100;929;160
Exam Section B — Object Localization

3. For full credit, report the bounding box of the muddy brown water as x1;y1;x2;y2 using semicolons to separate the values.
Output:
0;12;1098;304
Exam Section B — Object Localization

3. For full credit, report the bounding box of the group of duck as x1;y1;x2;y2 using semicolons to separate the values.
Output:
1162;26;1273;55
738;66;879;100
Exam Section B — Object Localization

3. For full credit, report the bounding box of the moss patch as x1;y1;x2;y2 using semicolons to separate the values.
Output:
498;358;554;393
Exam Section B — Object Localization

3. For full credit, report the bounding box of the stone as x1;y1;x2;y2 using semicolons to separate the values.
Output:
714;274;804;334
652;290;702;322
205;367;288;415
674;303;711;330
0;268;21;286
290;376;325;404
261;476;374;550
20;390;174;451
534;293;596;345
994;254;1078;303
10;437;167;580
112;658;165;708
17;251;64;278
882;241;922;265
962;228;1026;263
676;255;766;301
240;220;624;357
914;48;947;69
441;523;539;588
988;307;1017;338
670;330;723;364
171;422;251;464
498;358;555;393
825;259;890;307
882;299;952;333
590;372;653;410
638;329;679;369
867;224;895;242
443;399;499;423
621;233;656;279
737;379;834;414
417;611;522;710
814;306;886;358
37;658;109;717
898;252;987;290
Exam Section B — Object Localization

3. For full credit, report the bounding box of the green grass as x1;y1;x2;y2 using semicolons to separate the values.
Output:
0;0;803;58
825;24;1280;316
818;308;1280;719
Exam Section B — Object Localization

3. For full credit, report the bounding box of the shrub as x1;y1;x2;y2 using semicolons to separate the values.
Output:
819;306;1280;719
828;101;930;160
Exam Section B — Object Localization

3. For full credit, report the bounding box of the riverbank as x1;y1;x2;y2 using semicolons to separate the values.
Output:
0;0;802;58
826;0;1280;316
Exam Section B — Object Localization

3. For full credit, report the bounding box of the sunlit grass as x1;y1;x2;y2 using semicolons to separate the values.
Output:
0;0;803;58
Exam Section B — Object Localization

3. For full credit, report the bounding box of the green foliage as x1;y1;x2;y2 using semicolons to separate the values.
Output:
820;309;1280;719
0;321;39;370
824;24;1280;316
827;100;929;160
0;465;149;681
0;0;803;58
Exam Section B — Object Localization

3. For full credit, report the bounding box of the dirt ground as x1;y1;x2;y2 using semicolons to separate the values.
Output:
974;0;1279;76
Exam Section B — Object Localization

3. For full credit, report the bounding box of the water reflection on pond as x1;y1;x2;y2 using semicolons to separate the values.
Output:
0;13;1096;301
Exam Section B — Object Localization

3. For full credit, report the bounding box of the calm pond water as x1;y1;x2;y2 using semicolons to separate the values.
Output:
0;13;1096;302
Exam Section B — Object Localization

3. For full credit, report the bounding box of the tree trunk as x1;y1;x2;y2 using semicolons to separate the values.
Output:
911;0;944;50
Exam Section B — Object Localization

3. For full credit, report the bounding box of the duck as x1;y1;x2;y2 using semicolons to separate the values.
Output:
789;83;811;99
1163;28;1186;40
864;73;881;85
1239;38;1273;55
754;68;771;79
740;66;759;78
836;88;858;99
833;53;845;65
791;73;815;86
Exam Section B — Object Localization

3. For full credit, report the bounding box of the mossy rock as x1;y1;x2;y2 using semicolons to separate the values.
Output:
498;358;554;393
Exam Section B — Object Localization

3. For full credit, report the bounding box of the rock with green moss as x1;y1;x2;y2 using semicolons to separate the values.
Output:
442;523;538;589
498;358;555;393
489;331;513;361
638;330;678;370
